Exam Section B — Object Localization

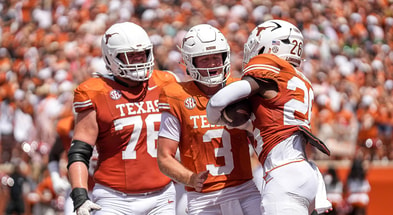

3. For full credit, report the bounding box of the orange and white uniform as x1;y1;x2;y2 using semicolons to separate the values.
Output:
243;54;329;165
207;54;331;214
159;81;252;192
159;79;262;215
73;70;176;194
244;54;331;214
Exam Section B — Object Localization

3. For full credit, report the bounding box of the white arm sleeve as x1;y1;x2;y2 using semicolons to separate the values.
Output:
158;111;181;142
206;80;252;124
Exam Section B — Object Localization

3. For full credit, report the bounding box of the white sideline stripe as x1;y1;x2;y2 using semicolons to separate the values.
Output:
244;64;280;74
158;103;170;109
74;100;93;108
246;64;280;71
74;100;92;105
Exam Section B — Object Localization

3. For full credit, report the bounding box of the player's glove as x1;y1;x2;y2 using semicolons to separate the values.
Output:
76;200;101;215
70;188;101;215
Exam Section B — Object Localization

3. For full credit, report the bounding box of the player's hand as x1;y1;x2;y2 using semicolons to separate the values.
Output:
71;188;101;214
76;200;101;215
189;170;209;192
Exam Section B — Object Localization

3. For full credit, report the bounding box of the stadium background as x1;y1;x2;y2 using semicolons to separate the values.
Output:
1;0;393;214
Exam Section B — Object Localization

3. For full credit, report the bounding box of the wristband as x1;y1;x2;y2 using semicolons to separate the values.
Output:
70;187;89;211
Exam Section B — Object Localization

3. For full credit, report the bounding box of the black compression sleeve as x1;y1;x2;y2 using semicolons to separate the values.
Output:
67;140;93;169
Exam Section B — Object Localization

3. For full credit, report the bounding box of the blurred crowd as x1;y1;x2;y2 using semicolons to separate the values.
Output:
0;0;391;214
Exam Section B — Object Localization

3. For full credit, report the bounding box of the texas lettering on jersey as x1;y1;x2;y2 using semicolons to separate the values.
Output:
73;70;176;194
189;114;221;129
159;81;253;193
116;100;159;116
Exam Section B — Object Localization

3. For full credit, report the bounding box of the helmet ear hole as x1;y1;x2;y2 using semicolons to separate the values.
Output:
258;47;265;55
222;53;227;64
281;38;290;44
145;49;151;60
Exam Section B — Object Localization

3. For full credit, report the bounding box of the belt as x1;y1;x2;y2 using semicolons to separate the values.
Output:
96;182;172;197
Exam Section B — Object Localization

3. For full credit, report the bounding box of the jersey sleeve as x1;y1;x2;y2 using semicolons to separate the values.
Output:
72;79;101;113
158;82;182;119
242;54;283;81
158;111;181;141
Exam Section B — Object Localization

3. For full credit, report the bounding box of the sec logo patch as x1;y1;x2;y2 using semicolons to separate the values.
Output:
110;90;122;100
184;97;196;110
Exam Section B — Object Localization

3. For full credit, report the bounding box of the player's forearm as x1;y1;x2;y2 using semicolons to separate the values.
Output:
207;80;252;124
160;156;194;185
68;162;90;189
157;150;194;187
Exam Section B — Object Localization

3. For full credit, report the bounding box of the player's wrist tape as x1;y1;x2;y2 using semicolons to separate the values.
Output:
70;187;90;211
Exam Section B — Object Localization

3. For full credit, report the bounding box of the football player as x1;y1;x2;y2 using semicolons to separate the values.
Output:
157;24;262;215
206;19;332;214
48;115;97;215
67;22;178;215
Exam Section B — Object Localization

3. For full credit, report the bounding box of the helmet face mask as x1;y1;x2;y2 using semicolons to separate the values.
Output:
181;24;230;87
243;19;304;68
101;22;154;81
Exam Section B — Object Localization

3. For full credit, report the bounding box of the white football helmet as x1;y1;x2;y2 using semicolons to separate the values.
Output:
180;24;230;86
243;19;304;68
101;22;154;81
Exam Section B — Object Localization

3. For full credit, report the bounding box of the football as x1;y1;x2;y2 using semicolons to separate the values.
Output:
221;99;252;127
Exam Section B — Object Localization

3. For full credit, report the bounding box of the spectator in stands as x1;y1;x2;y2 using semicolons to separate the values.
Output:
5;160;28;215
323;166;345;215
345;158;371;215
0;0;393;213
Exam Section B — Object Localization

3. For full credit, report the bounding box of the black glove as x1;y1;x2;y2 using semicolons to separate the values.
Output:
70;188;90;211
70;188;101;215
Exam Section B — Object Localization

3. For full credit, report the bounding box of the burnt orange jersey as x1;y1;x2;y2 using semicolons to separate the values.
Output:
243;54;320;165
73;70;177;194
159;80;253;193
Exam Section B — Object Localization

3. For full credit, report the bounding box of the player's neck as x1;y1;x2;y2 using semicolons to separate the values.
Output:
195;82;222;97
114;76;142;88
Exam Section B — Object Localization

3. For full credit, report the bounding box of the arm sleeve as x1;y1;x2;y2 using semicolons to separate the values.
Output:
158;111;181;142
206;80;252;124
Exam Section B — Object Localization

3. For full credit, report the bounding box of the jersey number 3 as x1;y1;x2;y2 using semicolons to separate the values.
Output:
204;129;234;176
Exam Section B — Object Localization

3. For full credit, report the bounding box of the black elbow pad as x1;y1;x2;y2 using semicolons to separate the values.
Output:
67;140;93;169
